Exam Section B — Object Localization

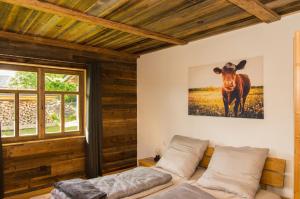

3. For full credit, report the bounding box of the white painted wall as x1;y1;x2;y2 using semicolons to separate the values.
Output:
137;13;300;198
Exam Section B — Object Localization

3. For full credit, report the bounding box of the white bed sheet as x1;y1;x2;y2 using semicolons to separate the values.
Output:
141;167;281;199
124;166;205;199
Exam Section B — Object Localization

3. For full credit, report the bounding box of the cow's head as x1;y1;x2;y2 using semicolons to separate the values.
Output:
213;60;247;91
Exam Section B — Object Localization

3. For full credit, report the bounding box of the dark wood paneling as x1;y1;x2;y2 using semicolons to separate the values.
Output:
101;60;137;174
0;38;136;64
3;136;86;197
0;39;137;197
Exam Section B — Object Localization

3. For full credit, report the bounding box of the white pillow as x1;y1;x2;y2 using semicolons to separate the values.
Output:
197;145;269;199
156;135;209;178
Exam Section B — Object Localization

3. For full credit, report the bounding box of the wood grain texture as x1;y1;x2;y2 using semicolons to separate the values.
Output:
101;61;137;174
0;0;298;54
294;31;300;199
0;0;186;45
199;147;286;188
5;187;52;199
227;0;280;23
0;38;135;64
0;39;137;197
0;30;138;62
2;136;86;197
118;0;298;54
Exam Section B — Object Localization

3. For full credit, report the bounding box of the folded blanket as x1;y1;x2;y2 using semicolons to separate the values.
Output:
148;183;216;199
51;167;172;199
54;178;107;199
90;167;172;199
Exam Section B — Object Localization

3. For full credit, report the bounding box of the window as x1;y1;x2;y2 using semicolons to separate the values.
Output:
0;64;85;142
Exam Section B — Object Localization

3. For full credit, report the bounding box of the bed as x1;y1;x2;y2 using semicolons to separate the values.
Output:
50;165;283;199
49;136;286;199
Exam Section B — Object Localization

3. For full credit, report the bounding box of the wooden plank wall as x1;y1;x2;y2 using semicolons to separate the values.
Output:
101;61;137;174
0;38;137;197
3;136;86;197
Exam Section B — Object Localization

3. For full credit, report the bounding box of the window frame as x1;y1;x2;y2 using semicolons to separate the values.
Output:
0;62;86;143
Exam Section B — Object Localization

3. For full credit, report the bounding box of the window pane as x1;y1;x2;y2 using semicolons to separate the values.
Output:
0;70;37;90
0;93;15;137
65;95;79;132
45;73;79;92
45;95;61;134
19;94;38;136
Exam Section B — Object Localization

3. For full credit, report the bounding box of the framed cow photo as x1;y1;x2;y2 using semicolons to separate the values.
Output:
188;56;264;119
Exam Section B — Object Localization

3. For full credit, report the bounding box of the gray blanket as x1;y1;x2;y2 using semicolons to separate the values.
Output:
148;183;217;199
54;179;107;199
51;167;172;199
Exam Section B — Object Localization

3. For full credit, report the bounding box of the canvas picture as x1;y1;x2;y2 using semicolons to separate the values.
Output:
188;56;264;119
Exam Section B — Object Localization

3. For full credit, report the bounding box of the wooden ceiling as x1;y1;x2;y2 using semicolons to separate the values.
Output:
0;0;299;61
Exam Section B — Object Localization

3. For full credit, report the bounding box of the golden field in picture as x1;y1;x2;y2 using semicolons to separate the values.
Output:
188;86;264;119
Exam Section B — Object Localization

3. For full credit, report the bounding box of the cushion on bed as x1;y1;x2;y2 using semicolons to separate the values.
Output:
156;135;209;178
197;145;269;199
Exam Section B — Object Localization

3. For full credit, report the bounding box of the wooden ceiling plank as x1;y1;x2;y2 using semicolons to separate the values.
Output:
97;0;231;50
84;29;114;46
15;8;35;33
227;0;280;23
113;1;234;50
134;17;260;55
102;34;141;49
175;0;292;40
143;0;230;33
89;0;300;52
118;38;162;54
0;3;11;28
26;12;55;35
89;0;174;43
0;31;138;62
0;0;187;45
3;5;19;31
93;0;131;18
274;1;300;15
51;0;130;42
32;0;94;37
21;10;42;34
43;0;100;40
72;0;196;48
136;18;257;55
87;0;228;50
111;0;185;25
266;0;298;8
58;22;97;42
124;13;253;53
172;9;250;41
183;17;260;41
74;26;107;43
120;0;292;53
95;32;130;48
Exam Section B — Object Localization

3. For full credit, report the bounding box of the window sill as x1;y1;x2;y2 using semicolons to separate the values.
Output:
2;135;85;147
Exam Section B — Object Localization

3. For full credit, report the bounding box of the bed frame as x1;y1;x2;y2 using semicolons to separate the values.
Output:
199;147;286;188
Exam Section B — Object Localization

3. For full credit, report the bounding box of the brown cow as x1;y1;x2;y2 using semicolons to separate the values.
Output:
213;60;251;117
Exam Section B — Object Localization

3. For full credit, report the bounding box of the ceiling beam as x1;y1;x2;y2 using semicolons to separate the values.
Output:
0;31;138;62
227;0;281;23
0;0;187;45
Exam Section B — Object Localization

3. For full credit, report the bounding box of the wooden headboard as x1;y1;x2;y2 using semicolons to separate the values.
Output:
199;147;286;188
